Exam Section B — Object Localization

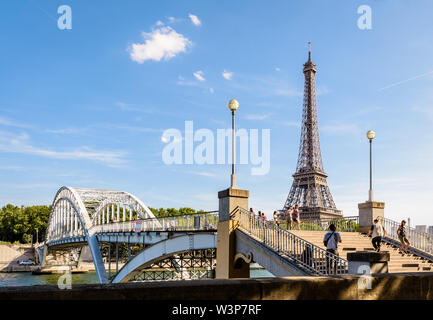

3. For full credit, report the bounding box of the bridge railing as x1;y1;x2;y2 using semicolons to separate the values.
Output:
91;212;219;234
297;216;359;232
379;217;433;256
236;207;348;275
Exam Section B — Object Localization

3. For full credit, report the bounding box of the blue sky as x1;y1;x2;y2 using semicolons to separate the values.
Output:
1;0;433;225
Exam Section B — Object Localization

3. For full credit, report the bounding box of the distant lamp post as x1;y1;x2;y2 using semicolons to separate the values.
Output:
366;130;376;201
228;99;239;188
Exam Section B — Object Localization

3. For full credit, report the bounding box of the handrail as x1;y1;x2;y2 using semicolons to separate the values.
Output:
91;212;219;234
378;217;433;256
298;216;359;232
275;211;359;232
47;212;219;241
235;207;348;275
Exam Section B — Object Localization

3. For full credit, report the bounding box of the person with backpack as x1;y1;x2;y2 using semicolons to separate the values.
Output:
323;224;342;274
397;220;410;253
367;219;386;252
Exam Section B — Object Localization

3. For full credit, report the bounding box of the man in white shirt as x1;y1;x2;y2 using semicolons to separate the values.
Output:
367;219;386;252
323;224;342;274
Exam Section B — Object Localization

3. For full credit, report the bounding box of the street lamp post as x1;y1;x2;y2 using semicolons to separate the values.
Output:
358;130;384;233
366;130;376;202
228;99;239;188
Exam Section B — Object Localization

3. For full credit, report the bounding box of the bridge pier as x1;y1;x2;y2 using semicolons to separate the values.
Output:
215;188;250;279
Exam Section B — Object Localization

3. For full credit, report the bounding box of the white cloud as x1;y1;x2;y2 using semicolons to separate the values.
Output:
316;85;330;96
413;106;433;121
193;70;205;82
275;67;281;72
116;101;156;114
321;123;360;135
222;70;233;80
193;171;216;177
46;127;88;135
188;14;202;26
0;130;127;167
209;88;215;94
161;134;182;144
168;17;176;23
245;113;272;121
177;75;200;87
130;26;192;63
156;20;164;26
272;87;302;97
281;121;301;127
0;116;31;129
0;165;23;171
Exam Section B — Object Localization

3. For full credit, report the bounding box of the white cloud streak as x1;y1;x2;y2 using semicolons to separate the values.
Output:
0;130;127;167
244;113;272;121
379;70;433;91
0;116;31;129
321;123;360;134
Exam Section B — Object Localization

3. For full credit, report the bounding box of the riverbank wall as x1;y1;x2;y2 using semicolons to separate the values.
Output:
1;272;432;300
0;244;38;272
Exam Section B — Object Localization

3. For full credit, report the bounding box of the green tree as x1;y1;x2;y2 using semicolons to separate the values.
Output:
0;204;50;243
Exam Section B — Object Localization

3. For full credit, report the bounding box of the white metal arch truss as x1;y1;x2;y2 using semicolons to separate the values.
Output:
111;233;217;283
43;186;158;284
91;191;155;226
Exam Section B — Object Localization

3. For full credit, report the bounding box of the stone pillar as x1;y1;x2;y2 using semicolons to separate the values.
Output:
358;201;385;233
215;188;250;279
347;251;390;274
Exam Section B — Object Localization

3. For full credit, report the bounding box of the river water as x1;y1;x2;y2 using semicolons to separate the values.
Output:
0;268;274;287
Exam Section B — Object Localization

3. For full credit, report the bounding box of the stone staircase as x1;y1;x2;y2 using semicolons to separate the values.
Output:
290;230;433;273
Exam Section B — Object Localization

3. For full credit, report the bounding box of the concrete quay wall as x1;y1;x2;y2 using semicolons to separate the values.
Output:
0;273;433;300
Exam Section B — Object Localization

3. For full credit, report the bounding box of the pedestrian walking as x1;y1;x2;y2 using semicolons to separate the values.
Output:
286;207;293;230
249;208;254;216
323;224;342;274
257;211;263;226
273;211;279;226
397;220;410;253
292;204;301;230
367;219;386;252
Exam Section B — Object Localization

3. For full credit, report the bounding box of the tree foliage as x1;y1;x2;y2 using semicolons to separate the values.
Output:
0;204;205;244
148;207;205;218
0;204;51;243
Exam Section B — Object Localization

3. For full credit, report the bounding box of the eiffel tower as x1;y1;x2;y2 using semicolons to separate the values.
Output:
283;43;342;220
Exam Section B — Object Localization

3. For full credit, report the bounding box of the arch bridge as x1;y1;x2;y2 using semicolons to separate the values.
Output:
41;187;218;284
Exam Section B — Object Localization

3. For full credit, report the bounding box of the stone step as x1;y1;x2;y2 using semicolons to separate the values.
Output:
388;268;429;273
280;230;433;273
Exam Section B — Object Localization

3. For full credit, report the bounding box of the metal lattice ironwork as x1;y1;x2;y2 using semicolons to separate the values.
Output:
283;45;342;219
128;249;216;282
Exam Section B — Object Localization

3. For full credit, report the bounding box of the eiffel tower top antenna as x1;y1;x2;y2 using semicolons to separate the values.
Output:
308;41;311;60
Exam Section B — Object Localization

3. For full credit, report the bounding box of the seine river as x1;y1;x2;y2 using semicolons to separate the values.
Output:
0;267;273;287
